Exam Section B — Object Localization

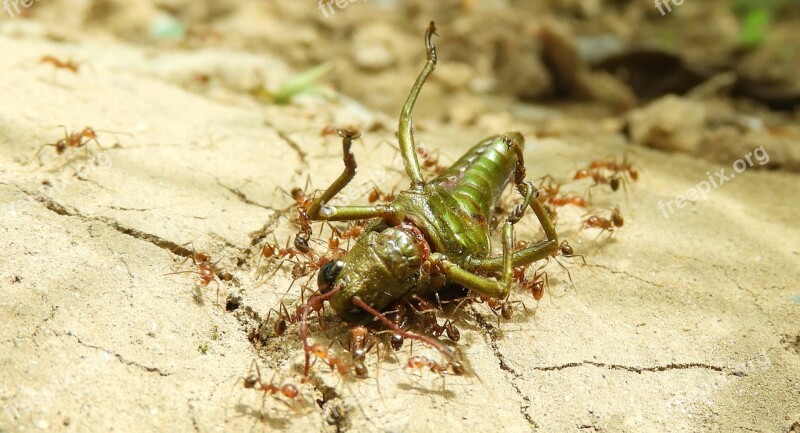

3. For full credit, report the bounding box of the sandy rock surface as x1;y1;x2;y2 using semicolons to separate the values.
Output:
1;32;799;433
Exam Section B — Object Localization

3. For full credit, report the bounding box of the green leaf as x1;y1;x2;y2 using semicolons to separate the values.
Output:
738;8;772;48
270;62;333;105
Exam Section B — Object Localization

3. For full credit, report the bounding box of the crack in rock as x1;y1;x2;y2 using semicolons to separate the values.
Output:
31;306;58;339
314;380;349;433
585;263;664;288
528;360;730;374
215;179;274;211
472;310;538;429
473;306;738;430
21;189;195;258
188;399;201;433
263;120;308;167
61;331;171;377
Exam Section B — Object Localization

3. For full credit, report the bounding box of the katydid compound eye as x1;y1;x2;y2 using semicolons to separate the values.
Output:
317;260;344;293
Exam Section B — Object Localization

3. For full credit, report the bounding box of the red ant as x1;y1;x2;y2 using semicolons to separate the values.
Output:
574;155;639;193
536;175;588;208
588;155;639;182
403;295;460;342
309;343;355;377
429;319;460;342
29;126;101;165
520;265;550;302
478;295;529;325
275;182;317;254
241;360;303;411
531;239;587;294
164;245;228;305
557;240;585;264
574;168;627;192
40;55;82;74
257;234;312;272
383;302;409;350
28;126;130;165
581;205;624;236
405;356;464;379
547;194;587;207
326;221;365;254
416;145;447;175
324;233;346;261
343;325;378;378
264;301;303;337
367;185;397;203
336;223;364;242
310;326;380;380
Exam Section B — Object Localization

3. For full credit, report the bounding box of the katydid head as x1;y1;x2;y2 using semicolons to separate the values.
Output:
317;226;427;321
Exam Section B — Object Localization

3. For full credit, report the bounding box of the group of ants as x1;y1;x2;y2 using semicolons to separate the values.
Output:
155;127;640;414
25;60;638;411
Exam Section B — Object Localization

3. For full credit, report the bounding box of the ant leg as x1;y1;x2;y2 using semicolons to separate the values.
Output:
398;21;437;189
210;279;222;307
162;270;201;278
176;242;199;266
305;129;396;222
27;143;56;166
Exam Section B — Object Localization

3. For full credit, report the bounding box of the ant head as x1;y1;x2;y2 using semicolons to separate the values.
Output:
310;344;328;359
610;177;620;191
445;323;461;342
611;207;624;227
368;187;381;202
390;334;404;350
354;362;368;378
290;187;304;200
274;319;288;336
500;304;513;320
532;282;545;300
559;241;574;256
55;139;67;154
195;252;211;263
243;375;258;389
294;235;311;254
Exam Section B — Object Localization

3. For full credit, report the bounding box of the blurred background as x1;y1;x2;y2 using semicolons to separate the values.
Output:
3;0;798;169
